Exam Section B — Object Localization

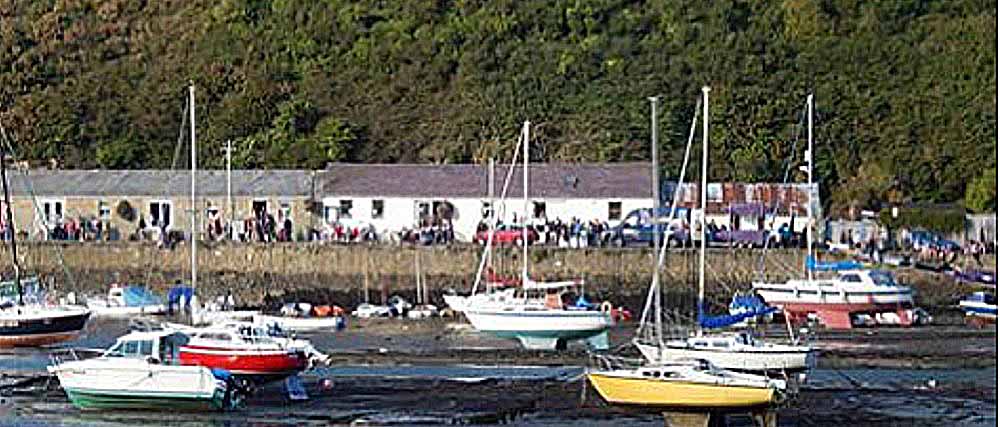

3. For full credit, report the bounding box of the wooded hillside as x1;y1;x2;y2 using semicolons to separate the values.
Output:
0;1;996;212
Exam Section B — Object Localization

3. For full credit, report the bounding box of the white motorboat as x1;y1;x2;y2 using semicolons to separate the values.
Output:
48;330;244;410
753;269;919;329
253;313;345;332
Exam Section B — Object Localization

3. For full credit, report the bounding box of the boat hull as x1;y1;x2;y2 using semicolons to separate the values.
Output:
587;373;776;409
63;387;225;411
0;309;90;348
88;304;167;318
463;309;612;350
252;314;344;332
179;346;307;380
634;342;814;373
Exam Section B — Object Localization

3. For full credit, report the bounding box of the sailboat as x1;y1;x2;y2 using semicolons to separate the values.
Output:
588;88;785;409
750;95;919;329
635;90;813;373
0;137;90;347
455;122;613;351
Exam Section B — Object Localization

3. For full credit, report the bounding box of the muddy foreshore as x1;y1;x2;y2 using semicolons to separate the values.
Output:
0;316;995;427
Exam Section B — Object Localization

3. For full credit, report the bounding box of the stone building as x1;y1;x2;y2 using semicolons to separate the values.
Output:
4;170;315;241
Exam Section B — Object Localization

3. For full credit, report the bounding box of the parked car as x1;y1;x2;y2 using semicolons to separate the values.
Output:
603;208;690;248
474;224;539;246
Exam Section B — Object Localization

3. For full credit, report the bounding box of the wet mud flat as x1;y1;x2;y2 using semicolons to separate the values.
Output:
0;318;996;426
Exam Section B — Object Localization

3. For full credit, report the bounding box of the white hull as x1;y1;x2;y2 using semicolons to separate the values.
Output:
252;314;344;332
463;308;612;350
49;357;224;404
88;304;167;318
635;342;814;373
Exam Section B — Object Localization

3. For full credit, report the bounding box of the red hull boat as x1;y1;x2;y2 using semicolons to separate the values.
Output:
178;324;308;381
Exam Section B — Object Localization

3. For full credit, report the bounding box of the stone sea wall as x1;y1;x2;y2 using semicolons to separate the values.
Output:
1;242;980;313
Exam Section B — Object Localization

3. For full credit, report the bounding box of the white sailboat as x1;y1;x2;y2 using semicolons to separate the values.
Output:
455;122;613;350
750;95;920;330
634;88;814;373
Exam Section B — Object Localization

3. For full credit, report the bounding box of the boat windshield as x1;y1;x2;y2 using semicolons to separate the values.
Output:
105;340;154;358
870;271;897;286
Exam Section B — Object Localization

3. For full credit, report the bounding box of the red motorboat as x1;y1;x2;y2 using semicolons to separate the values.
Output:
178;323;308;382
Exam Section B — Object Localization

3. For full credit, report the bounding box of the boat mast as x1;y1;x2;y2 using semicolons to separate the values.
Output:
698;86;710;336
648;96;663;345
189;83;198;298
0;146;21;306
487;158;495;291
521;121;530;285
806;94;814;283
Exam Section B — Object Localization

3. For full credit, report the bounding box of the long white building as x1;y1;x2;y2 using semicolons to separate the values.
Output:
315;163;654;242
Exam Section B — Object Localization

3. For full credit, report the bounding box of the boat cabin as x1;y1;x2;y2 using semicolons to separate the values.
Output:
834;270;901;288
103;331;189;365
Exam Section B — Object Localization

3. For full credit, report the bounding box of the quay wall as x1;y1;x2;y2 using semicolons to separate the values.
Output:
1;242;982;313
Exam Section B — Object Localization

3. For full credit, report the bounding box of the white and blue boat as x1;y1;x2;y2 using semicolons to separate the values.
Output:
959;291;997;323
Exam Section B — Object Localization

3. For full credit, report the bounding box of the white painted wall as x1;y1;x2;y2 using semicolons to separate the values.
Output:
323;196;653;242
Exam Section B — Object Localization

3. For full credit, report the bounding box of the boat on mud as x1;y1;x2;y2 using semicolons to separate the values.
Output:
959;291;997;326
48;330;246;411
86;283;167;317
253;302;346;332
177;322;322;382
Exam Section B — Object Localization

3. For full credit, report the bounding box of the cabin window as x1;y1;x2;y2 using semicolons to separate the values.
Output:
712;341;729;348
122;341;139;356
693;341;708;347
642;371;652;377
372;200;384;219
608;202;622;221
481;201;493;220
140;340;154;356
841;274;862;283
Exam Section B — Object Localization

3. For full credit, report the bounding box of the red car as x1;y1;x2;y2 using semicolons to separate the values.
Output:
475;224;539;246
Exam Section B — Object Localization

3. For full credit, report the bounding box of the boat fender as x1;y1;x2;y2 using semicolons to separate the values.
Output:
600;301;613;313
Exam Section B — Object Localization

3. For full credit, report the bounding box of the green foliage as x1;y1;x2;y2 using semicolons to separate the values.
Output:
0;0;995;212
965;167;998;213
880;206;966;234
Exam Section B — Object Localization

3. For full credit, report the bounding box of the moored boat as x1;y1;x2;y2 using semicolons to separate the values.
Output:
179;323;309;381
959;291;997;326
86;283;167;317
48;330;244;411
587;359;785;409
635;331;815;374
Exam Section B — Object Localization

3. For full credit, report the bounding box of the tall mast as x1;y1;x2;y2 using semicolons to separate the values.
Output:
698;86;710;335
0;148;21;306
488;157;495;282
225;139;233;240
521;121;530;284
189;83;197;295
648;96;663;345
806;94;814;283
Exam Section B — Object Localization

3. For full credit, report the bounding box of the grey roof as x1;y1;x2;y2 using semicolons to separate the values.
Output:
317;163;652;199
6;170;313;197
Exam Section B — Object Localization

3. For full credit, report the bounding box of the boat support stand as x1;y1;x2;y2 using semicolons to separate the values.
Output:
662;410;777;427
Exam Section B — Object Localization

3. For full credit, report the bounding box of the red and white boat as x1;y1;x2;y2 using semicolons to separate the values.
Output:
752;269;920;329
178;322;318;381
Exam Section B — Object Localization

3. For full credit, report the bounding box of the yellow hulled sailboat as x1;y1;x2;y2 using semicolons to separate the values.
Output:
587;360;784;409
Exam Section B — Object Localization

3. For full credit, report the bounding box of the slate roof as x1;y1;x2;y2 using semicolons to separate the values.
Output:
317;163;652;199
5;170;313;197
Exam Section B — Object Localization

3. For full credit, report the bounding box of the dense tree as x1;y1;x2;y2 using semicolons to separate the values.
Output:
0;0;995;212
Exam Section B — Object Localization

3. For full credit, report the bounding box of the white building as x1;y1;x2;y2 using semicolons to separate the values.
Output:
316;163;654;242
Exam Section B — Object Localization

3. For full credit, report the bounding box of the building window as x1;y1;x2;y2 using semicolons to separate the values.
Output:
40;199;64;226
98;200;111;220
279;202;292;219
481;201;493;220
532;201;546;219
252;200;268;218
339;200;353;219
372;200;384;219
148;201;172;229
608;202;622;221
707;183;723;203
